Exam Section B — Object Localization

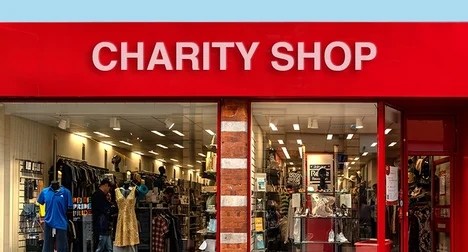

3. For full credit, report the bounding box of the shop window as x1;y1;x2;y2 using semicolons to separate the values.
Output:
407;116;456;153
2;102;218;251
250;102;378;251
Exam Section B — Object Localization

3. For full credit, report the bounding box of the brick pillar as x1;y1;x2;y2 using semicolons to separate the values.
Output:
219;99;249;251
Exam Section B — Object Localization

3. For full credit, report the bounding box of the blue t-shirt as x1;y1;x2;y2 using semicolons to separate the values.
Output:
37;186;73;230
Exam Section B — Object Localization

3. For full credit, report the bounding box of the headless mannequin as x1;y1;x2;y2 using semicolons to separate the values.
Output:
51;180;60;191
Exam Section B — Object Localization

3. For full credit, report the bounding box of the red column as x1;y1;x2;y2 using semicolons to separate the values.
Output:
377;102;386;251
219;99;249;252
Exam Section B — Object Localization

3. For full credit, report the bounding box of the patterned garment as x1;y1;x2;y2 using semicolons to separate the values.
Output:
152;216;169;252
114;187;140;247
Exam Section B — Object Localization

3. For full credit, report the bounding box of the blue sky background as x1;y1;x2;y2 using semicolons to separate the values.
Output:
1;0;468;21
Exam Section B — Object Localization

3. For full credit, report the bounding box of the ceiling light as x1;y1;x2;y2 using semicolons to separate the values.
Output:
297;139;303;145
278;140;284;145
157;144;168;149
175;165;182;168
362;152;369;156
348;166;352;170
388;142;397;147
172;130;185;137
189;169;194;172
94;132;110;138
346;134;354;140
327;134;333;140
354;157;360;161
205;129;215;136
58;119;68;130
289;162;293;165
281;147;291;159
356;118;364;129
174;144;184;149
385;128;392;135
308;118;319;129
198;153;206;157
165;118;175;130
196;161;202;164
149;150;159;155
371;142;377;147
75;132;91;138
269;118;278;131
119;140;133;146
170;159;178;162
102;141;116;146
187;164;194;168
134;151;144;156
110;117;121;131
298;146;303;158
151;130;165;137
157;159;166;163
351;161;356;165
269;123;278;131
293;124;300;131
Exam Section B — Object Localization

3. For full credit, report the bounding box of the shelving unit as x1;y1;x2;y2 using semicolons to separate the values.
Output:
18;159;44;252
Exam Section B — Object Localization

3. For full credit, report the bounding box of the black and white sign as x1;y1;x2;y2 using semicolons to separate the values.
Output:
309;164;331;182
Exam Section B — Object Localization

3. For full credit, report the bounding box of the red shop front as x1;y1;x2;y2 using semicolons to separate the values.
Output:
1;23;468;252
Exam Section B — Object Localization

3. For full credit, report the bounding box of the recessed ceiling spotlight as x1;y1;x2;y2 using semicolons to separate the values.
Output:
278;140;284;145
165;118;175;130
149;150;159;155
119;140;133;146
151;130;165;137
170;159;178;162
327;134;333;140
308;118;319;129
172;130;185;137
354;157;360;161
157;144;168;149
205;129;215;136
94;132;110;138
362;152;369;156
293;124;300;131
133;151;144;156
346;134;354;140
187;164;194;168
174;144;184;149
196;161;202;164
351;161;356;165
110;117;121;131
371;142;377;147
269;118;278;131
289;162;294;165
198;153;206;157
388;142;397;147
356;118;364;129
385;128;392;135
297;139;303;145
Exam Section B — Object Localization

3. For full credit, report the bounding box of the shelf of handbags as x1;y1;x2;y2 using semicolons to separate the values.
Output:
293;191;356;246
18;159;45;251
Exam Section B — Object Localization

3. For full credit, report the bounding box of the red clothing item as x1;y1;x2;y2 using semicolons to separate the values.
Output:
152;215;169;252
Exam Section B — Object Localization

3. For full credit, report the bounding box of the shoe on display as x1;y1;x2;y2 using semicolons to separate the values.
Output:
328;230;335;243
335;232;349;243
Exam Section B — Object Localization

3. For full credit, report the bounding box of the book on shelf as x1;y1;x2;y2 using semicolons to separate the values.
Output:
256;177;266;192
254;217;263;231
255;233;265;249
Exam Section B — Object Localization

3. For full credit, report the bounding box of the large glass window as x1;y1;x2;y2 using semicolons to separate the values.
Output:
250;102;378;251
2;102;218;251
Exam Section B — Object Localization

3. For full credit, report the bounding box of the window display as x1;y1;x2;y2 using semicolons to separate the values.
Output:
250;102;378;251
2;102;218;251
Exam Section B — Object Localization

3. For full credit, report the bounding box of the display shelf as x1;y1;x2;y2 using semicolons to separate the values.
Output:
294;241;351;245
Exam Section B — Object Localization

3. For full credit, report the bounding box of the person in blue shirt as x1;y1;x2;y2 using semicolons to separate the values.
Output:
37;181;73;252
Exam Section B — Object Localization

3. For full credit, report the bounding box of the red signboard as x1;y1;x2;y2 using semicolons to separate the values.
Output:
1;22;468;98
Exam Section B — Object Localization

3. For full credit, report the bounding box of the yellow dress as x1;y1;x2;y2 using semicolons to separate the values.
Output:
114;187;140;247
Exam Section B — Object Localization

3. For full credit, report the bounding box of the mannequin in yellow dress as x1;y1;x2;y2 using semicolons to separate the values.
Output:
113;183;140;252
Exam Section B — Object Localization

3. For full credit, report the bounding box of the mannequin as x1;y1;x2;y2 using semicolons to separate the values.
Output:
318;168;328;190
114;180;140;251
37;181;73;252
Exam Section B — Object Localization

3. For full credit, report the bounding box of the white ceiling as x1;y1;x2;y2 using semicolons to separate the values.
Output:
3;103;218;167
252;102;402;170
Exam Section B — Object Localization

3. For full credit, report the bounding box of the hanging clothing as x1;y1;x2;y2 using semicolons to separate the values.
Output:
152;215;169;252
114;187;140;247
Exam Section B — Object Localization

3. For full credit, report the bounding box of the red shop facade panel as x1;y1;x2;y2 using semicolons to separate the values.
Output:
1;23;468;252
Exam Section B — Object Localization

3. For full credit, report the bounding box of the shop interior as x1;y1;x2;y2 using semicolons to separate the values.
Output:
5;102;218;252
249;103;403;252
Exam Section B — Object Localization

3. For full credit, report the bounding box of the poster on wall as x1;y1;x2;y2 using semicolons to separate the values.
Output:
385;166;398;205
309;164;331;183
